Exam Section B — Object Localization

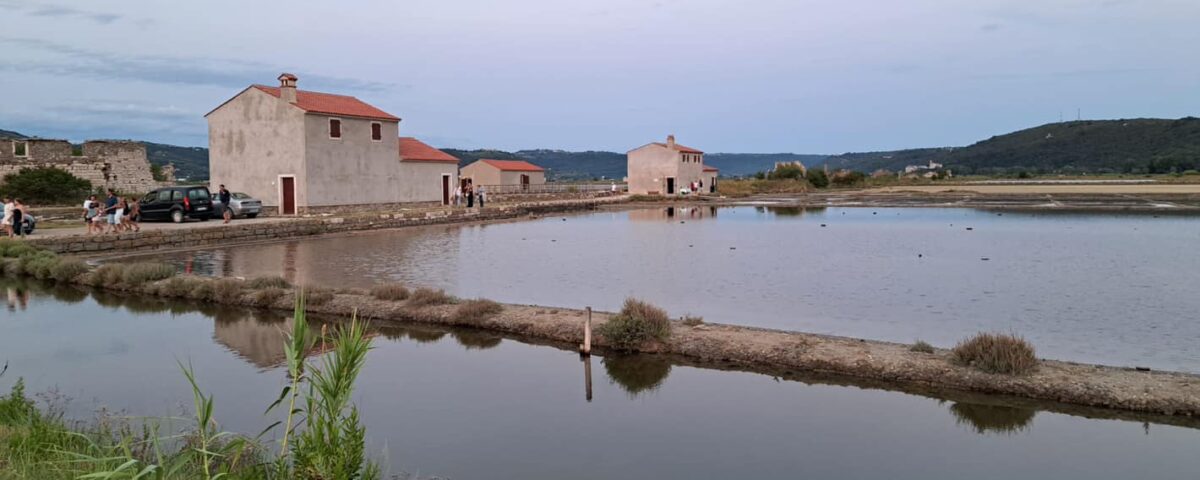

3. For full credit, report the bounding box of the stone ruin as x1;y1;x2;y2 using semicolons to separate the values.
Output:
0;138;174;194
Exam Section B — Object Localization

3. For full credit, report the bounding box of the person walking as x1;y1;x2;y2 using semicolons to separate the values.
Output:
123;196;141;232
2;197;13;238
218;184;233;224
465;181;474;208
85;197;101;234
103;189;119;234
454;184;463;206
477;185;486;208
10;199;25;238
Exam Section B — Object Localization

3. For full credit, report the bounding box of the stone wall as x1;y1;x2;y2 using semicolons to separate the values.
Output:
0;139;169;194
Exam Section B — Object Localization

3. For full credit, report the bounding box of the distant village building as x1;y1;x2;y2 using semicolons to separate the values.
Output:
0;138;168;193
772;160;807;177
460;159;546;187
904;160;944;175
206;73;459;214
626;135;717;195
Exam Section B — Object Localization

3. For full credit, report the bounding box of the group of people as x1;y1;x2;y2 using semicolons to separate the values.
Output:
83;189;140;234
452;180;487;208
1;197;30;238
688;179;705;194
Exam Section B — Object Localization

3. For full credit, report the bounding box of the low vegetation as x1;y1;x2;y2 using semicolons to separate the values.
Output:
910;340;936;354
0;166;93;205
598;298;672;350
0;295;380;479
210;277;245;302
305;287;336;306
681;315;704;326
952;333;1038;375
717;178;810;197
251;287;287;307
246;275;292;289
120;262;177;286
450;299;504;325
407;287;455;307
369;283;410;301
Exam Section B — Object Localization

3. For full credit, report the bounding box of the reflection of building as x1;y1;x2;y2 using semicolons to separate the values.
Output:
627;135;717;195
212;313;292;369
627;206;719;222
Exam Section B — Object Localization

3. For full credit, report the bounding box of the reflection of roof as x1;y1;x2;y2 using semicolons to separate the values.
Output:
652;142;704;154
251;85;400;121
477;159;544;172
399;137;458;163
703;166;719;172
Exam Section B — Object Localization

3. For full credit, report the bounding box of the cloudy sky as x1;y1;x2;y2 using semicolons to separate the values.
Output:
0;0;1197;153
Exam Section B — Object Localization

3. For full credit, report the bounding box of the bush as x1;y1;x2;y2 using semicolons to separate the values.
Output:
952;333;1038;375
806;169;829;188
50;257;89;282
305;287;336;306
20;251;58;279
0;240;39;258
209;278;244;303
597;298;671;350
160;276;204;298
910;340;935;354
120;262;176;285
90;263;126;287
0;166;93;205
681;315;704;326
407;287;454;307
250;287;286;307
830;170;866;187
369;283;410;301
246;275;291;289
450;299;503;325
188;279;215;301
767;164;806;180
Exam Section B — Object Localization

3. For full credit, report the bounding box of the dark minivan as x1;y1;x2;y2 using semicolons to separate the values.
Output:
139;186;213;223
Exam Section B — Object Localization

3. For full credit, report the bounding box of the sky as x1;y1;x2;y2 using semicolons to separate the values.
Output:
0;0;1197;153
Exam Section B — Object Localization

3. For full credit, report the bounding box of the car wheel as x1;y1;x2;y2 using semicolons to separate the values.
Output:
171;209;184;223
246;213;258;219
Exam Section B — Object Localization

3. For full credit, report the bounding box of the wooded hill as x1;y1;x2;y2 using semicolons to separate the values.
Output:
823;118;1200;175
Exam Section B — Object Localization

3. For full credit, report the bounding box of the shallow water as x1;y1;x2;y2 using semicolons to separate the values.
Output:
3;279;1199;479
120;206;1200;372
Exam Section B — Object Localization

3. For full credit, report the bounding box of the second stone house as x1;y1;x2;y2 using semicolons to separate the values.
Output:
626;135;716;195
460;159;546;188
206;73;459;214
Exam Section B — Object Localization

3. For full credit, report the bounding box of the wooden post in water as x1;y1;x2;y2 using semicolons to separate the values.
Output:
580;307;592;355
583;354;593;402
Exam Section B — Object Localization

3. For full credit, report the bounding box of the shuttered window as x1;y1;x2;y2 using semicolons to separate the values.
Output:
329;119;342;139
371;122;382;141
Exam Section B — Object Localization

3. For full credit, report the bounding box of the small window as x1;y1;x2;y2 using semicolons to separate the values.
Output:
13;141;27;157
329;119;342;139
188;188;210;200
371;122;382;141
157;190;172;202
171;190;184;201
142;193;156;204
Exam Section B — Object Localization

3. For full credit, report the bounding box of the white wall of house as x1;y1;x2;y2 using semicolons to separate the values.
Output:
498;170;546;185
398;161;458;203
302;115;402;206
208;88;306;207
627;143;704;195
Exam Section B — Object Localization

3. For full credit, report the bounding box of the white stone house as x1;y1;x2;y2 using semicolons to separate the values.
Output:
460;159;546;188
206;73;459;214
626;135;714;195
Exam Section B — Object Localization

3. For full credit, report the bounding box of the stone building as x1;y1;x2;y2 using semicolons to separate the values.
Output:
206;73;459;214
460;159;546;187
0;138;166;193
626;135;715;195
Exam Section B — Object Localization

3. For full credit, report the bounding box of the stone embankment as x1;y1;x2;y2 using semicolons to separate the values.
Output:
27;196;626;255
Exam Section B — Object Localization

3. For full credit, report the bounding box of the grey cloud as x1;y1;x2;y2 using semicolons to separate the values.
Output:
980;23;1001;32
0;1;126;24
0;37;393;93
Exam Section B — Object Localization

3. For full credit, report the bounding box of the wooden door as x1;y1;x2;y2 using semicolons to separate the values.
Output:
441;175;451;205
281;177;296;215
520;174;529;191
666;177;675;194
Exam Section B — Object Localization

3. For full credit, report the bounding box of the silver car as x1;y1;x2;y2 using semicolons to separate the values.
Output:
211;192;262;219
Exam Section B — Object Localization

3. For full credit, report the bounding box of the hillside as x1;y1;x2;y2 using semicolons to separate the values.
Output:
706;153;830;177
144;142;209;181
0;129;26;139
823;118;1200;175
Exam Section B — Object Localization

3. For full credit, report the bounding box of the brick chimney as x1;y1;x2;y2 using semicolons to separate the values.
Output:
278;73;298;103
666;134;676;149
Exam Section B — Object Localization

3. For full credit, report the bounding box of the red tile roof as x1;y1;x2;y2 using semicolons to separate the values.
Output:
653;142;704;154
478;159;544;172
253;85;399;121
703;166;719;172
398;137;459;163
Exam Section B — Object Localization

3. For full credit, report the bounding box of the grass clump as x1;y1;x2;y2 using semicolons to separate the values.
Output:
681;315;704;326
597;298;671;351
910;340;936;354
120;262;176;286
250;287;287;307
49;257;88;282
89;263;126;287
952;333;1038;375
450;299;504;325
209;278;244;303
369;283;410;301
159;275;205;298
407;287;454;307
246;275;292;289
305;287;336;306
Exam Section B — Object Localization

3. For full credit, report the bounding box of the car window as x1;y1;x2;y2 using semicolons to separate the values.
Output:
172;190;184;201
158;190;173;202
188;188;210;200
142;192;157;204
232;193;249;199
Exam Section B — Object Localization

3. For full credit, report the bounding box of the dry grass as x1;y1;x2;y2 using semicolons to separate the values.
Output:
246;275;292;289
597;298;671;350
369;283;410;301
910;340;936;354
305;287;336;306
120;262;176;286
89;263;126;287
49;257;89;282
250;287;287;307
159;276;205;298
450;299;504;325
952;333;1038;375
717;179;810;198
407;287;455;307
681;315;704;326
209;278;245;303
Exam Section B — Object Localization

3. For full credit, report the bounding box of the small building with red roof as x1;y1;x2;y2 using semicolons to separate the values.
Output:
460;158;546;188
627;135;713;195
206;73;460;212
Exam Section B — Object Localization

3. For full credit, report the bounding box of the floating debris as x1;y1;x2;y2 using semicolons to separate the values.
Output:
966;227;974;231
981;257;990;261
918;254;923;258
729;247;737;250
820;224;827;227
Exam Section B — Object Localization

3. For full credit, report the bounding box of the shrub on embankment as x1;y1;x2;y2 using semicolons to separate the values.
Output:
450;299;504;325
598;298;672;350
952;333;1039;375
408;287;455;307
369;283;410;301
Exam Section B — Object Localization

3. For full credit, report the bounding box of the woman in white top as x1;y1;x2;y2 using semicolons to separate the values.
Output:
1;197;13;238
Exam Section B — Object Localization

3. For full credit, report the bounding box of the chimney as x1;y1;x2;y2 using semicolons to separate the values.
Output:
278;73;298;104
666;134;676;149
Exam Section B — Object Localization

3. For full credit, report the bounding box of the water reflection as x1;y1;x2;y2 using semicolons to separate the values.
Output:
758;205;826;217
948;401;1037;435
627;206;719;222
602;354;673;396
451;329;503;350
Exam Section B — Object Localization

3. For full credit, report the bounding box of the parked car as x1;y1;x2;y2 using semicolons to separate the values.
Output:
211;192;262;219
138;186;214;223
